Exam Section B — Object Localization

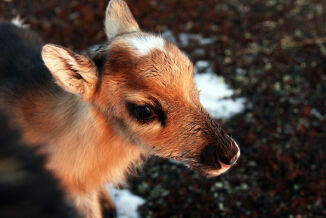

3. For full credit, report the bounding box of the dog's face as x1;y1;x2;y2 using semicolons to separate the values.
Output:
42;0;239;177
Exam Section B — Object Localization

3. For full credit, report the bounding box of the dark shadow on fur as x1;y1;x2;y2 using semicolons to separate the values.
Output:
0;110;79;218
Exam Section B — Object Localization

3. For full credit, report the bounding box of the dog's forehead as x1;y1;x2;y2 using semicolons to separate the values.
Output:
105;33;195;100
124;34;165;56
125;34;193;78
109;33;192;73
131;36;194;94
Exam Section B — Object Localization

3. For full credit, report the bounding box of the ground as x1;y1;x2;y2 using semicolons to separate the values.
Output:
1;0;325;217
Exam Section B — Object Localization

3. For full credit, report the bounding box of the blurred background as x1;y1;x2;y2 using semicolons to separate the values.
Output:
1;0;326;217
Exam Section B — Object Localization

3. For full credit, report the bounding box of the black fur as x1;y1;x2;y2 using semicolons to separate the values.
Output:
0;22;117;218
0;22;79;218
0;109;78;218
0;22;53;95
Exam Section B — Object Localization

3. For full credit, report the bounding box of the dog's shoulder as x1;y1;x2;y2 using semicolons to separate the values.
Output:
0;22;52;95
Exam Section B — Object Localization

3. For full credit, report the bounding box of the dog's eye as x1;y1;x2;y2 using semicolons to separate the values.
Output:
134;106;153;121
127;103;155;123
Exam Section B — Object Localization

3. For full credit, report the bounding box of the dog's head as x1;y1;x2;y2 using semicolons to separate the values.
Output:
42;0;239;177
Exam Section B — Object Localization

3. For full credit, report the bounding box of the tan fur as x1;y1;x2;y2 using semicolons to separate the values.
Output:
105;0;140;40
13;88;144;217
2;1;239;217
42;44;98;101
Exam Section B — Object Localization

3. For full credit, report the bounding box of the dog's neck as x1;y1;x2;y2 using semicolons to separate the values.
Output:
18;88;144;193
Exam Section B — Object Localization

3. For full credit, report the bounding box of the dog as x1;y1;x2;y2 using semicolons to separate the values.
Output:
0;0;240;217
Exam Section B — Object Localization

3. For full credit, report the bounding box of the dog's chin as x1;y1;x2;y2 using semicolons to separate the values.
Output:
169;159;234;178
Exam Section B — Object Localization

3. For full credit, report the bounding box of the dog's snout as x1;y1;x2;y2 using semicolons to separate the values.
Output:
200;139;240;169
220;139;240;165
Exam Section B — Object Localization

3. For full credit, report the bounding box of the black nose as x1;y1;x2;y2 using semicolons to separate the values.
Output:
219;140;239;165
200;140;240;168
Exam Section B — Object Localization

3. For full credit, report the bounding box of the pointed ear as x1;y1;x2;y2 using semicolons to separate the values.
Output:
41;44;98;101
104;0;140;40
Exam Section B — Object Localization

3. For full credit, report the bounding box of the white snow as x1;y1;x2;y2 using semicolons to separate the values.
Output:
311;108;323;120
194;60;245;118
179;33;214;46
106;184;145;218
161;30;214;46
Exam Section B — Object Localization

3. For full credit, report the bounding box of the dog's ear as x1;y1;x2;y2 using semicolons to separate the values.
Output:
41;44;98;101
104;0;140;40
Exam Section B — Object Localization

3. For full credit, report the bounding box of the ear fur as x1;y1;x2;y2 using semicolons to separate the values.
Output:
105;0;140;40
41;44;98;101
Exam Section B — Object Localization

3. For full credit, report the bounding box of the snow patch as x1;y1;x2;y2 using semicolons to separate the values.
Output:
179;33;214;46
311;108;323;120
106;184;145;218
161;30;177;44
162;30;215;46
194;61;245;119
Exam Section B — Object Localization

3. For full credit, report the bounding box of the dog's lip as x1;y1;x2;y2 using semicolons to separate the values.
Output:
204;161;232;177
206;148;240;177
169;148;240;178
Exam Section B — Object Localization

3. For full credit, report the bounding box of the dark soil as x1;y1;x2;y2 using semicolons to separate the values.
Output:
1;0;325;217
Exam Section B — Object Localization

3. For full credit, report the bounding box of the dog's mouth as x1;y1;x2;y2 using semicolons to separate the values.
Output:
176;149;240;178
172;157;237;178
200;161;234;177
157;141;240;178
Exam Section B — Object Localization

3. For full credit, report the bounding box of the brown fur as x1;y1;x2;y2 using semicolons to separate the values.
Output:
0;1;240;217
